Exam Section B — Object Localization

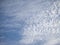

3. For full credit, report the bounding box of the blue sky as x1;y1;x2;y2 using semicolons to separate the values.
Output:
0;0;60;45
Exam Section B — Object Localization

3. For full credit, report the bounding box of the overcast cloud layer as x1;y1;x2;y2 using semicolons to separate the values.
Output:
0;0;60;45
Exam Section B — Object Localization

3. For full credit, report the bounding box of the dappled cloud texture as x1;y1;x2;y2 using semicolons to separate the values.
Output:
0;0;60;45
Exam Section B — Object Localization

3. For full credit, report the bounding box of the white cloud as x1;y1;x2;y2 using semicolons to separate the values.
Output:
19;0;60;45
1;0;60;45
44;38;60;45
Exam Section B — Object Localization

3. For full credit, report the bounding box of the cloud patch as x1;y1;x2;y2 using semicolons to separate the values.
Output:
0;0;60;45
19;0;60;45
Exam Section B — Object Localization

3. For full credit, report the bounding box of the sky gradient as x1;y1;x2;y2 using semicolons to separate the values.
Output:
0;0;60;45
